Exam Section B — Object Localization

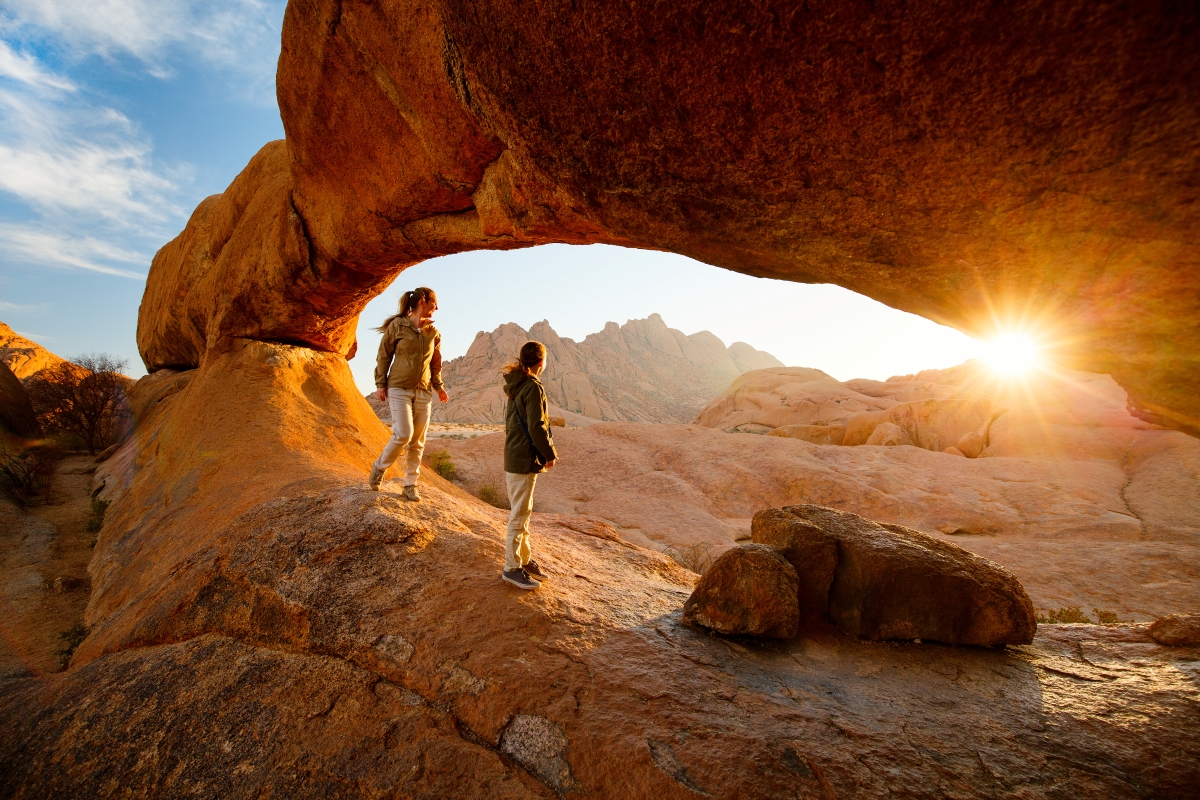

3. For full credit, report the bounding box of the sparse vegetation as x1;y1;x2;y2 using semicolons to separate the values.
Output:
665;543;718;575
477;483;509;509
426;449;458;481
58;622;89;668
0;440;64;504
1035;606;1125;625
26;353;132;455
85;498;110;535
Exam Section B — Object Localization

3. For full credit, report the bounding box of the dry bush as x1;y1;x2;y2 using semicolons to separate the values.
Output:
477;484;509;509
0;439;64;504
26;353;132;455
664;543;718;575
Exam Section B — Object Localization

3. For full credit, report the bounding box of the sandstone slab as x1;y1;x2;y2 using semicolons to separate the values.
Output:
782;505;1037;646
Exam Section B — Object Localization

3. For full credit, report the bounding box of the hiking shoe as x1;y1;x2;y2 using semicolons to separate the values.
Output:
402;485;421;502
369;464;384;491
524;559;549;580
501;568;540;590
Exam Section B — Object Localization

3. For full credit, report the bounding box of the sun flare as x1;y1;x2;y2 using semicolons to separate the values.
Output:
981;333;1041;375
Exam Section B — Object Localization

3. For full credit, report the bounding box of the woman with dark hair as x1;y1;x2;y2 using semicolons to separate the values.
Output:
369;287;448;500
500;340;558;590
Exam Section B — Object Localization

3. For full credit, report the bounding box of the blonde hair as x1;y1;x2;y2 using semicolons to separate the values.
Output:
376;287;437;332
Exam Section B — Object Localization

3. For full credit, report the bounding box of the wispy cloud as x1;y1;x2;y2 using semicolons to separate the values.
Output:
1;1;285;97
0;1;284;278
0;299;48;312
0;224;148;278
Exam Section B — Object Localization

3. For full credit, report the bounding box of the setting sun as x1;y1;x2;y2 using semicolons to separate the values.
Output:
981;333;1041;375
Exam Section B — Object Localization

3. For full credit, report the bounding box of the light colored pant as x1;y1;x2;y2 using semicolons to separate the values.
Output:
373;388;432;487
505;472;538;571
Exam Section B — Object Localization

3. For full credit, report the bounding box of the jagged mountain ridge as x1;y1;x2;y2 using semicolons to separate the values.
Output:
434;313;783;423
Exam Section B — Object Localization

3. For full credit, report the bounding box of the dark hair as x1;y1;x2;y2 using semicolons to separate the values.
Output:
376;287;437;332
504;341;547;378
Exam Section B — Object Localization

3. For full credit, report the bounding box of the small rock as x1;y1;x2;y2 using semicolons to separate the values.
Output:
751;509;838;617
955;430;985;458
943;446;966;457
52;576;84;593
865;422;912;447
1149;613;1200;646
500;715;575;793
549;416;566;428
682;544;799;638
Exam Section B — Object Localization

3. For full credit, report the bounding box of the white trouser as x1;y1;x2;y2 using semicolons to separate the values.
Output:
504;472;538;571
373;388;432;486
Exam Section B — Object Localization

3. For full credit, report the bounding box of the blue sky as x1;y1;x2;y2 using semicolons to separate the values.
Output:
1;0;984;394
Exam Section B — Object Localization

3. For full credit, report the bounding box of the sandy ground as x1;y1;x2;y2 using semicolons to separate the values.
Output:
0;454;97;682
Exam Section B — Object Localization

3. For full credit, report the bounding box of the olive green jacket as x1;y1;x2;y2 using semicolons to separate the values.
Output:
374;316;444;391
503;371;557;474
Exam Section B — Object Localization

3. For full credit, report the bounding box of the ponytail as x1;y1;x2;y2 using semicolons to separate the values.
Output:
504;340;547;378
376;287;437;332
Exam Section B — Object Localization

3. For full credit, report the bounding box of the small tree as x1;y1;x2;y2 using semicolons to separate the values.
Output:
27;354;132;455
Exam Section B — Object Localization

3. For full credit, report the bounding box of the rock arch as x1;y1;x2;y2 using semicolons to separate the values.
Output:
139;0;1199;433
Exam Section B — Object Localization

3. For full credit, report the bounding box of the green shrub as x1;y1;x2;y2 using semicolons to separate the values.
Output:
59;622;89;667
477;484;509;509
1036;606;1091;624
426;449;458;481
85;498;109;534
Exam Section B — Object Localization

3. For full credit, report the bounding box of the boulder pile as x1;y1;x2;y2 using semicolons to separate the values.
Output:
685;505;1037;647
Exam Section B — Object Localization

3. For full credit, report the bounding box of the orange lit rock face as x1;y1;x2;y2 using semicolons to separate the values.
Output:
139;0;1199;433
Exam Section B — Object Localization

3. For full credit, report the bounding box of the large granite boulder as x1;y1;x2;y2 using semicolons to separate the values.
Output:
682;544;800;638
769;505;1036;646
749;509;838;618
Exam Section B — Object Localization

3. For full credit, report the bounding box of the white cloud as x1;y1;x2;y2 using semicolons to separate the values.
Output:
0;224;147;278
0;299;47;311
0;39;73;89
1;1;285;93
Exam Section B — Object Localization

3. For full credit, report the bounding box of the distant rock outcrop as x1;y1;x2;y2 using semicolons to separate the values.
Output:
434;314;782;423
0;361;42;440
0;322;65;381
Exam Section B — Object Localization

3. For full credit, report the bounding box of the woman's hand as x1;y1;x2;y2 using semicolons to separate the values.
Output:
544;459;557;471
376;387;388;402
437;388;449;403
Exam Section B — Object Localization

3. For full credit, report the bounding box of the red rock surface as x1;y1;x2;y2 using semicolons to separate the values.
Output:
3;338;1196;796
136;1;1200;434
1149;613;1200;647
748;509;838;618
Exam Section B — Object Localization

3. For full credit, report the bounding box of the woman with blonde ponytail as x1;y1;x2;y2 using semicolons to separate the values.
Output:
369;287;448;500
499;340;558;590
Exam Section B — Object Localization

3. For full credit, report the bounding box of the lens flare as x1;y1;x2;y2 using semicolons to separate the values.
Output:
982;333;1040;375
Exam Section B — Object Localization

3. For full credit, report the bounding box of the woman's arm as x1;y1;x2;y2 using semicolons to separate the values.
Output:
374;324;394;399
523;383;558;465
431;332;448;403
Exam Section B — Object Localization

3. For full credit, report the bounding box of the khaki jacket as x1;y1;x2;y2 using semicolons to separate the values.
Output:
374;316;444;391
